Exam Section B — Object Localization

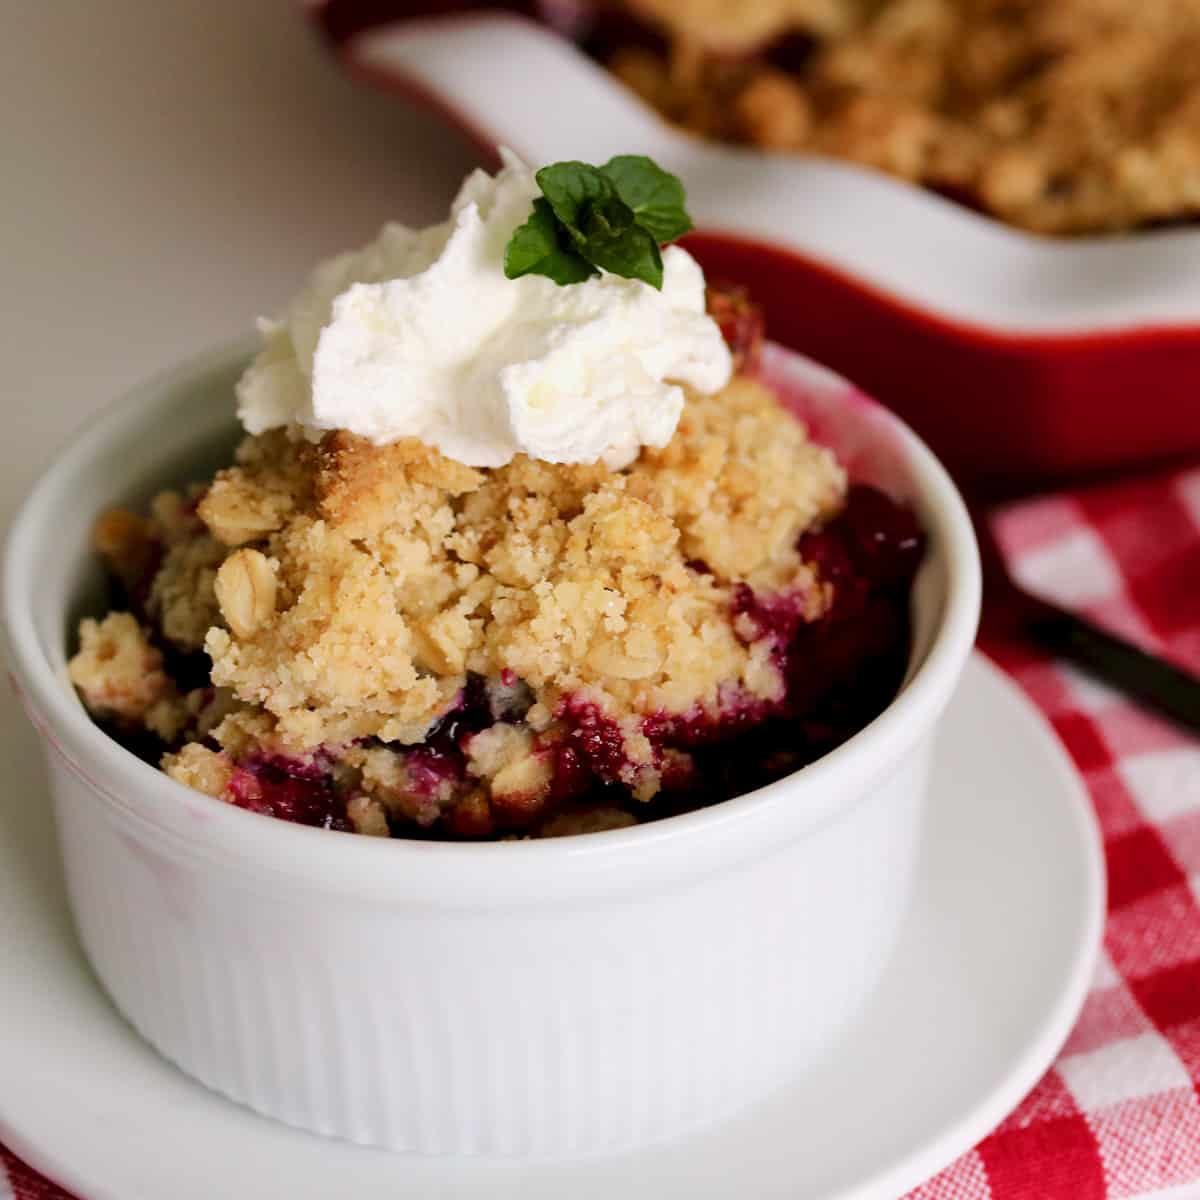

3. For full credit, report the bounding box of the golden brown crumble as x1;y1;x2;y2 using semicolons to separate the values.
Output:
68;613;171;723
350;744;463;826
625;0;860;53
609;0;1200;233
536;807;641;837
162;743;234;798
146;685;243;747
69;373;849;822
465;724;555;806
213;548;278;640
92;509;157;595
174;377;837;761
345;792;391;837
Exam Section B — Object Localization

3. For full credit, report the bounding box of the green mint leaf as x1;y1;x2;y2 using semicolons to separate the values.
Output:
578;189;640;247
504;197;597;285
600;155;692;243
534;162;618;241
504;155;690;289
581;212;663;289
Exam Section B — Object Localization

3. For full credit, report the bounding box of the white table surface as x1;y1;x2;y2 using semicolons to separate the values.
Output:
1;4;1198;1198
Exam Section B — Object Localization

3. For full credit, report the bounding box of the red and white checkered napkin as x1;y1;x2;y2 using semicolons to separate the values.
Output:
3;464;1199;1199
911;462;1200;1200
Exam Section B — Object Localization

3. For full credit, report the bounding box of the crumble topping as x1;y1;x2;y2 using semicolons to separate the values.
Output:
143;488;226;651
162;743;234;799
69;284;928;840
68;613;170;723
624;0;860;52
73;360;921;836
199;376;842;752
538;807;641;837
608;0;1200;233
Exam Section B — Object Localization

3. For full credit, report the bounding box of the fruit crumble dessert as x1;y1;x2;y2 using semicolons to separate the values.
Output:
600;0;1200;234
69;153;924;839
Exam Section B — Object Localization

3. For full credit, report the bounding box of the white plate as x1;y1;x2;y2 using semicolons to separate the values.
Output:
0;653;1103;1200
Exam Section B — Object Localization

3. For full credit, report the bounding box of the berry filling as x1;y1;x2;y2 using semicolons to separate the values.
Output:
228;756;350;831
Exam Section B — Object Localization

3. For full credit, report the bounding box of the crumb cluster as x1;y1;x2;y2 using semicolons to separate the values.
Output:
610;0;1200;233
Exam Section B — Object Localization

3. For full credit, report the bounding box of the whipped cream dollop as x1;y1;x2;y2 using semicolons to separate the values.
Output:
236;150;732;469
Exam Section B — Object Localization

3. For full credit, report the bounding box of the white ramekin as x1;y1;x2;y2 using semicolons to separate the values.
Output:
3;339;979;1157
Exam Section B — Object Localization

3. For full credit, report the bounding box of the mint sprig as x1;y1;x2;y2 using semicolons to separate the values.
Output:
598;155;692;243
504;156;692;291
504;198;595;285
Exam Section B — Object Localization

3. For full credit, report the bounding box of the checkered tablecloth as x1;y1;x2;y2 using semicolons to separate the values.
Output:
912;463;1200;1200
3;463;1199;1199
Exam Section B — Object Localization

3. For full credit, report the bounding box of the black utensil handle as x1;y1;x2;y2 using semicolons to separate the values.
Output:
1029;609;1200;735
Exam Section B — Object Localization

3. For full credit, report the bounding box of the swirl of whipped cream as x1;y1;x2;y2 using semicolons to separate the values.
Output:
236;150;732;469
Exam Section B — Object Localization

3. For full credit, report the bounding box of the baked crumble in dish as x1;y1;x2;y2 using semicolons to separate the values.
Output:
68;293;923;840
600;0;1200;234
68;152;925;840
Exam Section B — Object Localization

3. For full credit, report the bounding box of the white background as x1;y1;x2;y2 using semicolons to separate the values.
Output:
0;0;477;534
1;3;1198;1198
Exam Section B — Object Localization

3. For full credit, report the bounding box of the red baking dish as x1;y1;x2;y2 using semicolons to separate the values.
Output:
309;2;1200;494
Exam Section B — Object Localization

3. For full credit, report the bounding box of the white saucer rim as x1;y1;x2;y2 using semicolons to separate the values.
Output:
827;652;1106;1200
0;652;1106;1200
